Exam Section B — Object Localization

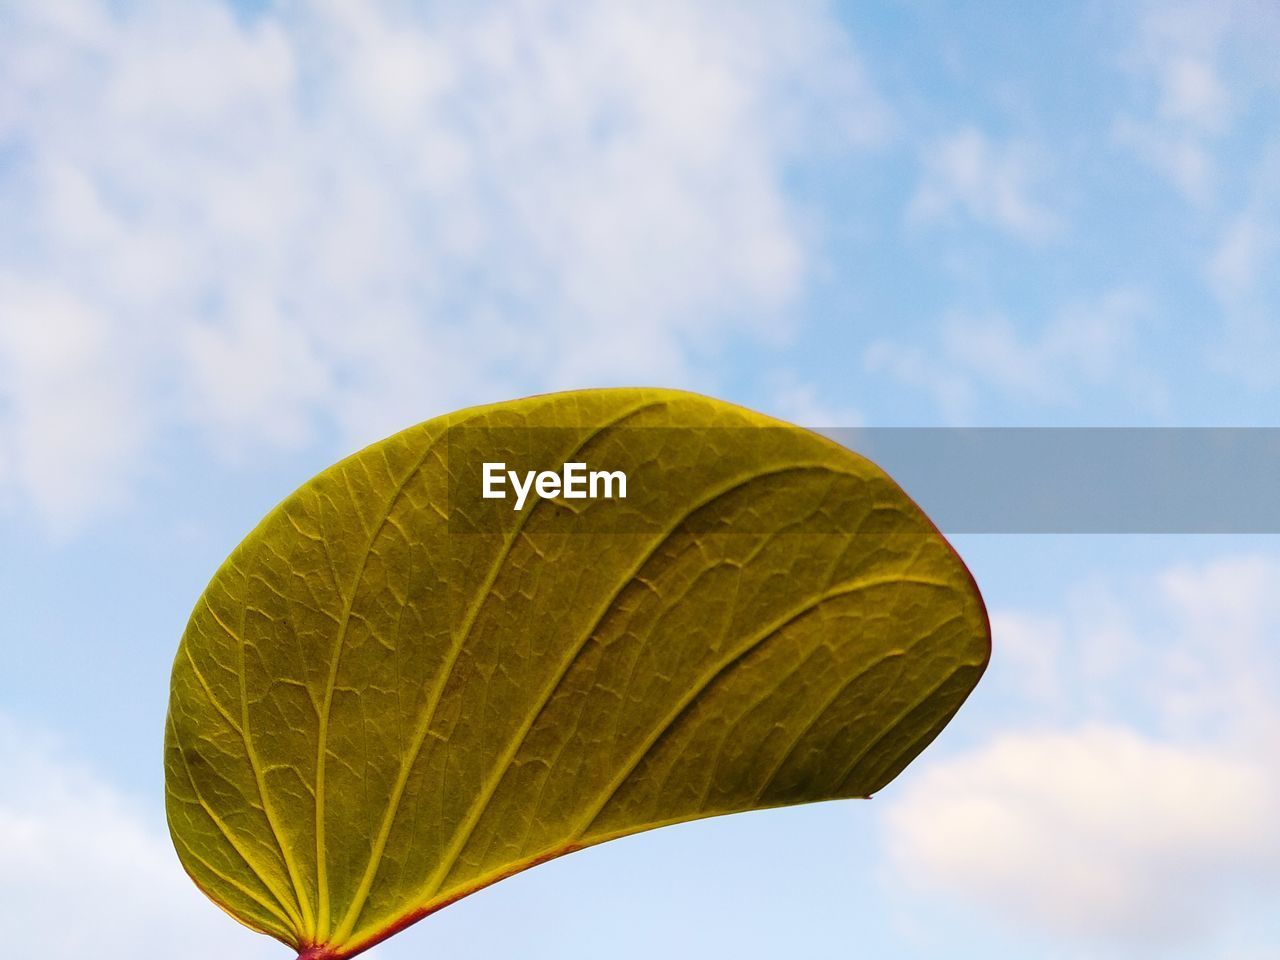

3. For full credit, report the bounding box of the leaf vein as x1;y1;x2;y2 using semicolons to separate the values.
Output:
578;573;948;837
202;597;316;933
419;463;866;901
331;400;667;942
312;428;447;939
167;711;304;936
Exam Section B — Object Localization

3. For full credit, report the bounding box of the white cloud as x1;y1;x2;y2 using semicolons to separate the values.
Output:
1157;555;1280;738
908;127;1058;241
1208;213;1274;301
0;277;146;530
1114;0;1280;203
865;288;1161;421
887;726;1279;945
765;371;863;428
0;712;280;959
1113;3;1232;203
180;297;333;450
1158;55;1231;130
882;554;1280;950
0;0;889;528
1113;116;1216;203
1116;0;1280;392
986;610;1065;707
1203;145;1280;389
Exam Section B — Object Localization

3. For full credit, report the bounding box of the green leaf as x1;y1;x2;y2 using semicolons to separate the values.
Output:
165;387;989;958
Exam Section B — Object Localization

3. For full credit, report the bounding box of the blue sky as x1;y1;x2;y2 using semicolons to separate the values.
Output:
2;1;1279;957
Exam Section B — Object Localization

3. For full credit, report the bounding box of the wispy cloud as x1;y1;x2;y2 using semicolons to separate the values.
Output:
908;127;1058;241
0;712;279;958
1106;1;1280;395
1203;145;1280;390
1113;0;1280;203
0;0;889;530
882;554;1280;951
865;288;1162;421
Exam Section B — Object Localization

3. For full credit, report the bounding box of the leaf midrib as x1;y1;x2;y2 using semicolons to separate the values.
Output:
312;428;450;941
329;400;668;944
340;460;870;946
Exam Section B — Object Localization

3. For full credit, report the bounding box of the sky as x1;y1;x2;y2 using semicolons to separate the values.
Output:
1;0;1279;957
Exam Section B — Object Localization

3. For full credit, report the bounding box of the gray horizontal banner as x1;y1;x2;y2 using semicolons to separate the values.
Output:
444;425;1280;534
823;428;1280;533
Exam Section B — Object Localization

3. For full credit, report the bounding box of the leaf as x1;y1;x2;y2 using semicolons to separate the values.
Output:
165;387;989;958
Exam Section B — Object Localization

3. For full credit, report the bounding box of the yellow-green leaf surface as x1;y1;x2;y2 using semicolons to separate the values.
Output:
165;387;989;958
